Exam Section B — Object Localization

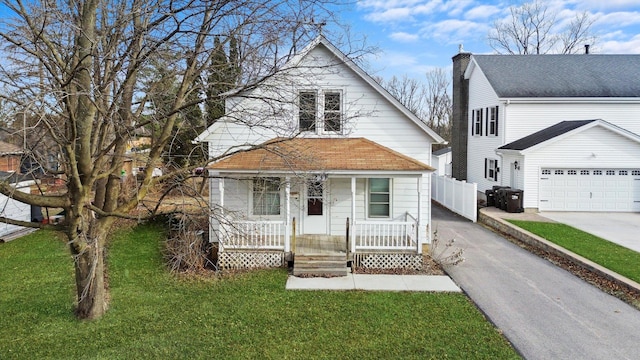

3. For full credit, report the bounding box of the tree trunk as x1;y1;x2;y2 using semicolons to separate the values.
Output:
71;222;109;320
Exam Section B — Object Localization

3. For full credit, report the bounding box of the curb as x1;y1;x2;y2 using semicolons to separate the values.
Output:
479;209;640;298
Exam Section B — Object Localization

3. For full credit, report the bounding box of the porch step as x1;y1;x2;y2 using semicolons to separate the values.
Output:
293;254;349;277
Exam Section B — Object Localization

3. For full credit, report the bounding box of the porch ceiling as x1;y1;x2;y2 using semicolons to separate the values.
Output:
209;137;434;173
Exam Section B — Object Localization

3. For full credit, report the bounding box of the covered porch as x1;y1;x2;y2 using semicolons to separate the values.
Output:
209;137;434;269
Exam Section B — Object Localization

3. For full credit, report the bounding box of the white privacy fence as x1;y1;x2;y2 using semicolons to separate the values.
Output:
431;174;477;222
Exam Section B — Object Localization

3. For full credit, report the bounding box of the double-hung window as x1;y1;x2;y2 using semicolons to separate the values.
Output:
252;177;281;216
488;106;498;136
472;109;483;135
298;90;342;133
368;178;390;217
485;159;498;181
323;92;341;132
299;92;317;132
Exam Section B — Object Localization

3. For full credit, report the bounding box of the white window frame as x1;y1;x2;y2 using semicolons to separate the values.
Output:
322;90;342;133
472;109;483;136
488;106;498;135
298;91;317;132
367;178;392;218
251;177;281;216
298;89;344;134
485;158;498;181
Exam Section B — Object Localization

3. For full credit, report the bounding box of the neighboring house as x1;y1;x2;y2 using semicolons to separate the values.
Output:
451;52;640;212
195;36;444;270
431;147;452;177
0;141;24;173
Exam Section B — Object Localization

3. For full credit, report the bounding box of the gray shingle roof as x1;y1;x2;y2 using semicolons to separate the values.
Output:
472;55;640;98
498;120;597;151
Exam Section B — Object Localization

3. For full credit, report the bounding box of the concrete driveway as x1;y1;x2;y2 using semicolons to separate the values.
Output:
432;204;640;360
540;212;640;252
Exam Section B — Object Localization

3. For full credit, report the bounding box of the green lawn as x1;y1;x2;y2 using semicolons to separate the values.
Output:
508;220;640;283
0;225;518;359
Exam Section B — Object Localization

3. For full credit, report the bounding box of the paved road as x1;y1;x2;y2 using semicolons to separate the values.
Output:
432;204;640;360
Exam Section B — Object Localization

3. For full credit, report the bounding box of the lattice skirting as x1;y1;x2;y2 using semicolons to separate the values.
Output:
354;253;423;270
218;251;285;269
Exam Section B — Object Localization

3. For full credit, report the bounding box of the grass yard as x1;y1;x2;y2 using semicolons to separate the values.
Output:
0;224;518;359
508;220;640;284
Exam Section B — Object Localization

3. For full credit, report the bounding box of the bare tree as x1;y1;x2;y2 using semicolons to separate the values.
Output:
0;0;357;320
488;0;596;54
380;69;452;142
424;69;452;143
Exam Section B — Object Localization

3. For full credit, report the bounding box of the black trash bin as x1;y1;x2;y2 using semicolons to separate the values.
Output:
492;186;510;210
505;189;524;213
485;189;495;207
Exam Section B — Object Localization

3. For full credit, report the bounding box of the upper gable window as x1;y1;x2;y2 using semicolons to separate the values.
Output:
299;92;317;132
298;90;342;134
324;92;341;132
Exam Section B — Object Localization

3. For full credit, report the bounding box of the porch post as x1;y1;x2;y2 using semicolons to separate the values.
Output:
417;175;423;254
218;177;225;250
284;177;291;253
350;176;356;254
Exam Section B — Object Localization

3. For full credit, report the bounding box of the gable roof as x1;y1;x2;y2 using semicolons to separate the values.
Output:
468;55;640;98
195;36;445;144
209;137;434;173
498;120;596;151
497;119;640;153
432;147;451;157
0;141;23;155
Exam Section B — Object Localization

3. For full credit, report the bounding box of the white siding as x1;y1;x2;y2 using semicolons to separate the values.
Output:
522;126;640;209
201;44;434;165
504;102;640;143
466;62;504;192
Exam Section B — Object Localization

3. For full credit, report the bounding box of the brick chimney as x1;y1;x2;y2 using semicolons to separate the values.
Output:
451;48;471;180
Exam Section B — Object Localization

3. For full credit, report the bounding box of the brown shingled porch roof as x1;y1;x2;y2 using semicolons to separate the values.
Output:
208;137;434;173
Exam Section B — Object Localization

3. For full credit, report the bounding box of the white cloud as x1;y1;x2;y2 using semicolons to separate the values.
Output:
364;7;413;22
597;33;640;53
464;5;502;20
572;0;640;11
389;31;420;42
594;11;640;28
359;0;442;22
441;0;473;16
424;19;490;44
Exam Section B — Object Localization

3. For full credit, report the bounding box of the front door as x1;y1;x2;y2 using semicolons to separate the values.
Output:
303;179;328;234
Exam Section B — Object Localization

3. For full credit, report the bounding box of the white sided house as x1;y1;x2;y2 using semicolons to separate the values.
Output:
451;52;640;212
195;37;444;271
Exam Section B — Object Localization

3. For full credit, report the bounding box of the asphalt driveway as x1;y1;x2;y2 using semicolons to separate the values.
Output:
540;212;640;252
432;204;640;360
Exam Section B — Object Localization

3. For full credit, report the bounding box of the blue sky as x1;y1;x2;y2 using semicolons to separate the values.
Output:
335;0;640;79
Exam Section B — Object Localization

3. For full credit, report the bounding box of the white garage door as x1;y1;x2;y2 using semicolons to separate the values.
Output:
539;169;640;212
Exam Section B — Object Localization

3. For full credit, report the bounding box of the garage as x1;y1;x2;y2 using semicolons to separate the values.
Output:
539;168;640;212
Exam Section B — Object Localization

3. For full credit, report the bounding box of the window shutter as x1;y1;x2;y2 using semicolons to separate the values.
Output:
479;109;483;135
494;161;498;181
484;158;488;179
495;106;499;136
471;110;475;135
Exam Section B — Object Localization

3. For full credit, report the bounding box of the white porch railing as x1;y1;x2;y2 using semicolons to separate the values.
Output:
353;219;418;251
220;220;286;251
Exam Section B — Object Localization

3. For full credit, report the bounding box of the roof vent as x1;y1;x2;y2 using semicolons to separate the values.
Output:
585;44;590;54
